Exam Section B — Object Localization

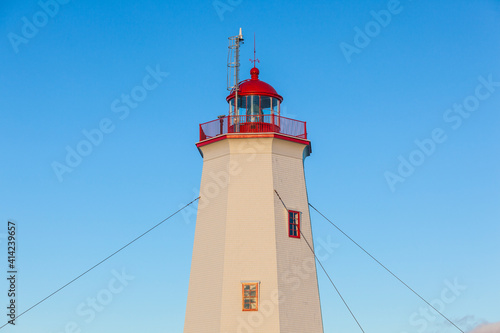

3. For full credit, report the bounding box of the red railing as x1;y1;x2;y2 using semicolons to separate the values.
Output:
199;115;307;141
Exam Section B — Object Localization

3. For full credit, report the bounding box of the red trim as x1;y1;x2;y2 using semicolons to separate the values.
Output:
196;132;311;148
226;67;284;103
273;133;310;145
226;91;283;103
242;283;259;311
288;210;300;238
196;134;228;147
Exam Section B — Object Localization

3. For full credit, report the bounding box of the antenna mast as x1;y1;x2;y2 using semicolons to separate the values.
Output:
227;28;244;115
250;32;259;67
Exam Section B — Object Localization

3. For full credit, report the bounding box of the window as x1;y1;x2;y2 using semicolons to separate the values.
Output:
288;210;300;238
242;283;258;311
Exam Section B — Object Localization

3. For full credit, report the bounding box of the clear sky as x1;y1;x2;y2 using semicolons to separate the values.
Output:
1;0;499;332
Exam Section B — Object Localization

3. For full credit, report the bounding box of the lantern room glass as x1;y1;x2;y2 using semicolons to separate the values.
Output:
229;95;280;122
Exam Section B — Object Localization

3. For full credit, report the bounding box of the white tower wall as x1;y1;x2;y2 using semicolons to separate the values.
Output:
184;134;323;333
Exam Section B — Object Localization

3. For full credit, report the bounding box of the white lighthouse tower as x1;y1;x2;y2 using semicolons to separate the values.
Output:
184;32;323;333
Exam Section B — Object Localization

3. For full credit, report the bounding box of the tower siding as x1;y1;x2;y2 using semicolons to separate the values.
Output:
185;136;323;333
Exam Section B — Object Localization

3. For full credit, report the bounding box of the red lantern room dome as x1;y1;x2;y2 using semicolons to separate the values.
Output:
226;67;283;102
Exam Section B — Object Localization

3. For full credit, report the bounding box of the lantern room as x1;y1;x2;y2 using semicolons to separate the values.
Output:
198;66;307;142
226;67;283;133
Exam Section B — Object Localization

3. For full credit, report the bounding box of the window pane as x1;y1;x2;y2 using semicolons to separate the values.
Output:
247;95;259;116
272;98;278;111
261;96;271;116
242;283;258;311
239;96;248;117
288;210;300;238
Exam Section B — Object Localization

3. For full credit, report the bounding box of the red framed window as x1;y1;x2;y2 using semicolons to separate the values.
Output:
242;283;258;311
288;210;300;238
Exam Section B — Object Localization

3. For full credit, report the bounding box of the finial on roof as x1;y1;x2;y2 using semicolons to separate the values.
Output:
250;67;260;80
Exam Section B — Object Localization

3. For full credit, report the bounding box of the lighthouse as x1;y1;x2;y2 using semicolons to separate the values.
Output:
184;32;323;333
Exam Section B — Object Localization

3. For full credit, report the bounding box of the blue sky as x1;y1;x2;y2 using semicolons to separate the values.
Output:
1;0;499;332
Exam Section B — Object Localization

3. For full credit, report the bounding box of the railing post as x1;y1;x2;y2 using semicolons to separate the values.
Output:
218;115;225;136
200;124;205;141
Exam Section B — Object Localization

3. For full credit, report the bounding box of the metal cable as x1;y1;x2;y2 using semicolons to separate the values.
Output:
300;230;366;333
0;197;200;329
274;190;366;332
309;203;465;333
